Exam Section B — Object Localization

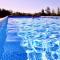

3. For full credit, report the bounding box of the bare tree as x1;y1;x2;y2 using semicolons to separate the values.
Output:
52;9;56;16
57;8;60;16
45;7;51;15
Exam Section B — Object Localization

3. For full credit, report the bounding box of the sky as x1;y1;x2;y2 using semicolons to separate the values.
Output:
0;0;60;13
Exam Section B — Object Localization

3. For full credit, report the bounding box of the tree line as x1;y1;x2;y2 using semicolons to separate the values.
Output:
0;7;60;17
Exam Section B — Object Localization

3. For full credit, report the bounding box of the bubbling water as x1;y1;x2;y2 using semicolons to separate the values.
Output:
15;17;60;60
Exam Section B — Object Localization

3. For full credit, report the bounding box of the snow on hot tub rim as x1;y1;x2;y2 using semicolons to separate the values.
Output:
0;16;8;22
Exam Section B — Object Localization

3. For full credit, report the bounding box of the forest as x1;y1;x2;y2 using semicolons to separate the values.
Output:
0;7;60;17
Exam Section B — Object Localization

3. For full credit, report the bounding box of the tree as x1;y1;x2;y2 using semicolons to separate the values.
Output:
45;7;51;15
57;8;60;16
51;9;56;16
41;9;46;16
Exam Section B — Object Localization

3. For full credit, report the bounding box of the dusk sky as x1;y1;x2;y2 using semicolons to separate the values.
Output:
0;0;60;13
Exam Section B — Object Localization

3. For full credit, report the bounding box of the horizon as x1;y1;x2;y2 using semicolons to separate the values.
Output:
0;0;60;13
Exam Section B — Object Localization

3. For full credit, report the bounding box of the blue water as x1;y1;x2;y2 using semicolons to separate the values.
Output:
0;16;60;60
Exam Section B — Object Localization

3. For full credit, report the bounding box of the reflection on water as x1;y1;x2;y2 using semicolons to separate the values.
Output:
0;17;60;60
